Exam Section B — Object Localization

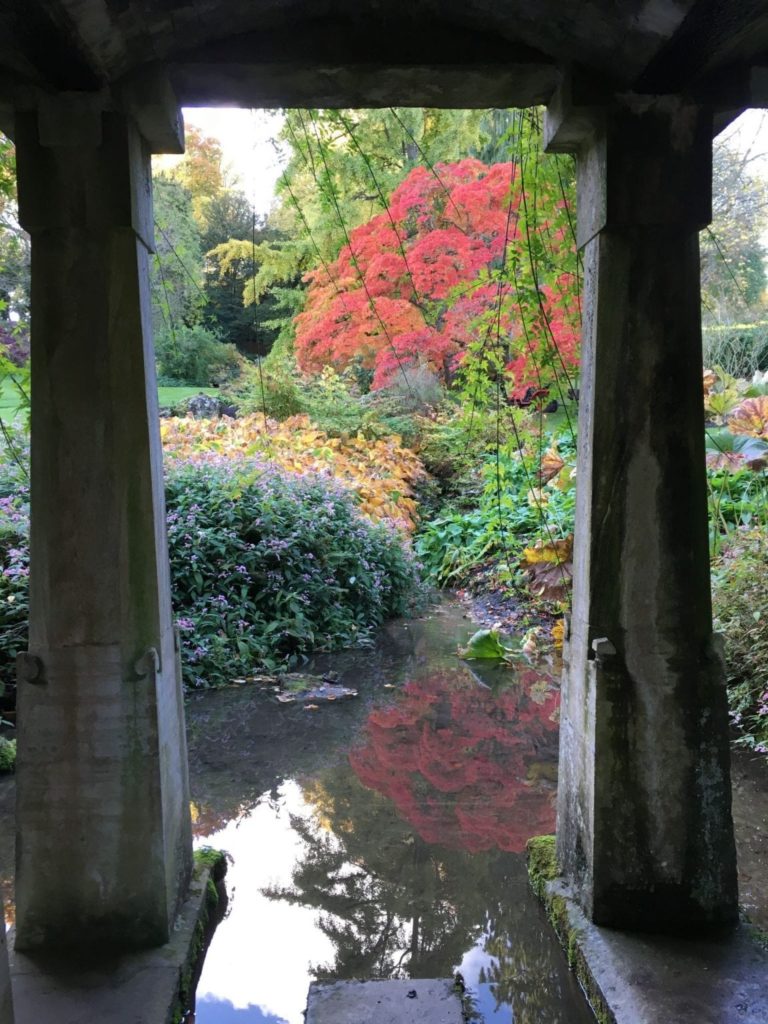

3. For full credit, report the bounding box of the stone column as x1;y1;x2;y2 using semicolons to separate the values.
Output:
12;97;192;951
546;92;738;930
0;894;13;1023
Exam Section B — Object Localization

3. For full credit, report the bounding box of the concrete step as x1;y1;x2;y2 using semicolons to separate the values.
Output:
306;978;464;1024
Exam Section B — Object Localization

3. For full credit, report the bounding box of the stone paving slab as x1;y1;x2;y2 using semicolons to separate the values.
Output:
306;978;464;1024
545;878;768;1024
7;869;217;1024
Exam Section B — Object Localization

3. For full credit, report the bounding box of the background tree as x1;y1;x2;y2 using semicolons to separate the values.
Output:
702;137;768;321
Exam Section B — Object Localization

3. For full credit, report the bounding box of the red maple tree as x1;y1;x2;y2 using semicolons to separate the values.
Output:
349;666;559;854
294;159;579;397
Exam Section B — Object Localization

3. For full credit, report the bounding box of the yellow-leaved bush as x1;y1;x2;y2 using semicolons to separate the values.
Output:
161;414;428;534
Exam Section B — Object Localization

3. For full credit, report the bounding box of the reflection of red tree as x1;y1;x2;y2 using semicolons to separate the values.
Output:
350;667;559;853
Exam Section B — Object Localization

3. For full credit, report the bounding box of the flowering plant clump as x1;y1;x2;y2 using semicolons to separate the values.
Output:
0;433;423;693
166;456;424;687
0;430;29;702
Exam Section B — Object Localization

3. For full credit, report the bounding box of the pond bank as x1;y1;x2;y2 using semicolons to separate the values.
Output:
0;596;766;1022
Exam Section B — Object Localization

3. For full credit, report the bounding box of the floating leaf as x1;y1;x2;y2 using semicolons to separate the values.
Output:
458;628;513;661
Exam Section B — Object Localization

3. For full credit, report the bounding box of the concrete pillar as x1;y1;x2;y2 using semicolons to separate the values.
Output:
0;895;13;1023
12;98;192;951
547;94;738;930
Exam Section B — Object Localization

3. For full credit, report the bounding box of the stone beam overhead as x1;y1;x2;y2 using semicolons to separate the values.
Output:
171;63;560;111
0;1;766;113
119;66;185;154
636;0;768;94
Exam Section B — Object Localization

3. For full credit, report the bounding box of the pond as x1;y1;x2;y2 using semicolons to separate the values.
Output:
185;598;594;1023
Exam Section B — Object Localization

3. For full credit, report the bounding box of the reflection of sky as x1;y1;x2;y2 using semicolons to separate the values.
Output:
195;997;287;1023
193;782;334;1024
459;942;513;1022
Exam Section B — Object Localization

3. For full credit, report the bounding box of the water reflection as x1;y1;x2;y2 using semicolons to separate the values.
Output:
189;603;593;1024
350;666;559;853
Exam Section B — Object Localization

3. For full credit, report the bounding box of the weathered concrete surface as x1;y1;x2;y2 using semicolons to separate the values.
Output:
1;895;13;1024
536;872;768;1024
306;979;463;1024
12;104;192;952
3;1;768;120
8;863;222;1024
549;95;738;931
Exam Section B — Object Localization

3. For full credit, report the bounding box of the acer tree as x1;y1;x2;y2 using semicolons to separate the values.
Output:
294;157;580;398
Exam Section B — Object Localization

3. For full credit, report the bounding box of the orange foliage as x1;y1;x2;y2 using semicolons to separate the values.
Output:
295;159;579;397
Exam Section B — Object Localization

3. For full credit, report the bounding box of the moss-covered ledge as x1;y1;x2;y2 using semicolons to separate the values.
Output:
170;847;229;1024
526;836;614;1024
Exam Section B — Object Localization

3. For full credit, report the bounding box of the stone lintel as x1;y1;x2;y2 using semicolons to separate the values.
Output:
551;93;713;248
118;65;185;155
544;74;607;155
171;61;561;109
15;107;154;252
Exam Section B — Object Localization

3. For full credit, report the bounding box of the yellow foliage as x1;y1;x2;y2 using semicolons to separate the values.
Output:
521;536;573;566
161;414;428;533
551;618;565;650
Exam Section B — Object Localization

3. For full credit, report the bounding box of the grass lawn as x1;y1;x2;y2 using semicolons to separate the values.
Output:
0;379;25;421
0;382;219;421
157;385;218;407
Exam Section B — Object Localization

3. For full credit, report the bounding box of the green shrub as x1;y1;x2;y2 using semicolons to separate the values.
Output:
0;736;15;772
712;529;768;754
155;324;243;387
417;430;576;588
234;352;306;420
166;456;423;687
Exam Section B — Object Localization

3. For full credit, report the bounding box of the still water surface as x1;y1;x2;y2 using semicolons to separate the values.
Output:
186;599;593;1023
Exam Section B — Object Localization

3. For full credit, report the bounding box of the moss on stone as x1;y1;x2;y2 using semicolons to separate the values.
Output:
205;878;219;910
194;846;227;883
526;834;557;898
168;849;228;1023
0;737;15;773
526;834;615;1024
745;922;768;952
